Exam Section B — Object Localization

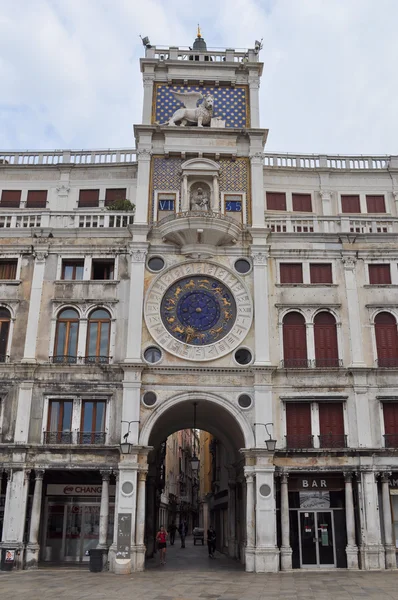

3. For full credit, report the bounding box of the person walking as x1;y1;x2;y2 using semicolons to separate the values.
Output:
179;520;187;548
168;521;177;545
156;525;168;565
207;525;216;558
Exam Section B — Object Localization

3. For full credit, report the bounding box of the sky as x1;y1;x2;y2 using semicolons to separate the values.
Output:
0;0;397;155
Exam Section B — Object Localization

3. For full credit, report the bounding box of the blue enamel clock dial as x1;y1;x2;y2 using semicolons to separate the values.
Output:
161;276;236;345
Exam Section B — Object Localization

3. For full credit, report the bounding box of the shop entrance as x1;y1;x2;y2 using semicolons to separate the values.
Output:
299;510;335;567
43;500;114;563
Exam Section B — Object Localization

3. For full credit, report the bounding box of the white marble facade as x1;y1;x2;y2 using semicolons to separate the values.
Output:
0;35;398;574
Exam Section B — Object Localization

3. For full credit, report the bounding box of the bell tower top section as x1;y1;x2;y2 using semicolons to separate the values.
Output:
140;32;263;128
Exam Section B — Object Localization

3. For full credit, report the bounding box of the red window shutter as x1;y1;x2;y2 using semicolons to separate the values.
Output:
383;403;398;434
375;312;398;367
366;195;386;213
280;263;303;284
78;189;100;208
341;195;361;213
266;192;286;211
310;264;333;284
368;264;391;284
319;403;344;435
314;312;339;367
286;402;311;448
26;190;47;208
1;190;21;208
105;188;127;207
283;312;307;367
292;193;312;212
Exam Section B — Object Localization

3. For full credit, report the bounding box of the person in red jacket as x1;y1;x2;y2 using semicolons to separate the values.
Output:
156;525;168;565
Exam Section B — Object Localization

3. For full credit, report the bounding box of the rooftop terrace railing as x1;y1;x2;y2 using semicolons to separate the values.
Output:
0;149;137;166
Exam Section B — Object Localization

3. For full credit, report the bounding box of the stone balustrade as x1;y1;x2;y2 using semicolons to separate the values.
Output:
0;211;134;229
266;214;397;234
0;149;137;166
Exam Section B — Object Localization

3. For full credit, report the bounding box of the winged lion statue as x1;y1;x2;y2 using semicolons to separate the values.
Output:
167;91;214;127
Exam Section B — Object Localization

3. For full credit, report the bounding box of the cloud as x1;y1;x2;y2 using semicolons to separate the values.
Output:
0;0;397;153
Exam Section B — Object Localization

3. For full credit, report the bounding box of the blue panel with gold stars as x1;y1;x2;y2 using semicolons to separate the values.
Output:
153;84;249;128
161;276;236;346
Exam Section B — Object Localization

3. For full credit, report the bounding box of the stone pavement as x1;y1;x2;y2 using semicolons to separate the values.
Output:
1;540;398;600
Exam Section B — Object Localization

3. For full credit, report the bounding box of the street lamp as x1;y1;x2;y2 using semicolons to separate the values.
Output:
254;422;277;452
190;402;200;473
120;420;140;454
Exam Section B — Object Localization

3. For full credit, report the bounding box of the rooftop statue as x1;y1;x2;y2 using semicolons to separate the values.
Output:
167;91;214;127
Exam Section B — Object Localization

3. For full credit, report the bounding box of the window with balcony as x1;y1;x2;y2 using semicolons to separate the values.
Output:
78;189;99;208
310;263;333;284
61;260;84;281
282;312;308;368
0;260;17;280
54;308;79;363
105;188;127;207
383;402;398;447
26;190;47;208
318;402;346;448
375;312;398;367
0;308;10;363
85;309;111;364
45;400;73;444
0;190;21;208
292;193;312;212
286;402;313;448
368;264;391;285
341;195;360;213
266;192;286;211
314;312;339;367
280;263;303;284
91;259;115;280
79;400;106;444
366;195;386;213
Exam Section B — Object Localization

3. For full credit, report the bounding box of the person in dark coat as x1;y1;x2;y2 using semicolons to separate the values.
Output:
168;521;177;545
179;520;187;548
207;525;216;558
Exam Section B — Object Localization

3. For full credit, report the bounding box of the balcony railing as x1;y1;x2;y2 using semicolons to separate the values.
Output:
84;355;111;365
376;358;398;368
285;434;314;449
0;355;10;363
384;434;398;448
266;215;397;235
281;358;343;369
318;434;347;448
50;355;78;364
77;431;106;445
44;431;73;444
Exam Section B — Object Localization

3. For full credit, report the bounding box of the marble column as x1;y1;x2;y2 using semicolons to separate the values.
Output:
254;468;279;573
228;479;236;558
108;472;119;572
22;250;48;363
26;469;45;568
142;75;154;124
342;255;366;367
212;175;219;212
250;153;265;227
381;472;396;569
251;248;271;365
244;472;255;572
358;470;385;569
98;471;110;549
1;469;31;569
280;473;292;570
135;470;147;571
344;472;359;569
125;247;148;363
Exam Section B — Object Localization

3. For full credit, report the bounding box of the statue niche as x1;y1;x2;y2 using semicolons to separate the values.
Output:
190;183;211;212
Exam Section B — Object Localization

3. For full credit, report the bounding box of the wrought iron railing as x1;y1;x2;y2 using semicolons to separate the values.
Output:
44;431;73;444
77;431;106;445
314;358;343;368
280;359;312;369
285;434;314;449
50;355;78;364
0;355;10;363
318;434;347;448
376;358;398;368
281;358;343;369
84;355;111;365
384;434;398;448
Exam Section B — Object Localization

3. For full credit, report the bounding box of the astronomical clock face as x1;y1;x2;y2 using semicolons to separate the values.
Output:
161;276;236;345
144;262;253;362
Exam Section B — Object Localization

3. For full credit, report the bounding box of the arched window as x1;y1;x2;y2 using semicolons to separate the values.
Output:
282;312;307;368
314;312;339;367
0;308;11;362
54;308;79;363
375;312;398;367
86;309;111;363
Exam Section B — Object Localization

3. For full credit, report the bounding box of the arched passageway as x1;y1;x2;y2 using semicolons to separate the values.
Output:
140;394;252;570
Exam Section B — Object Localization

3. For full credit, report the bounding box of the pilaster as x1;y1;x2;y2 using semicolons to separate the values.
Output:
125;246;148;363
22;249;48;362
341;254;366;367
26;469;45;569
251;246;271;365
